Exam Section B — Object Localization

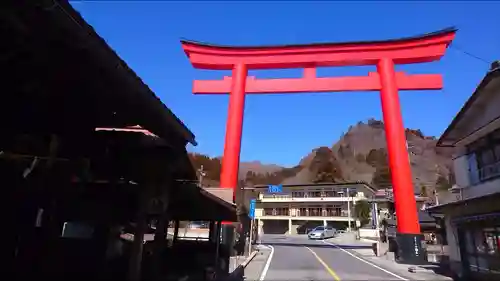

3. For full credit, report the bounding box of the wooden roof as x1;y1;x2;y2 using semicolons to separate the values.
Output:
3;0;196;147
169;182;237;222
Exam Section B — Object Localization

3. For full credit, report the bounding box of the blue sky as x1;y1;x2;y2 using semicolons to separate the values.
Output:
72;1;499;167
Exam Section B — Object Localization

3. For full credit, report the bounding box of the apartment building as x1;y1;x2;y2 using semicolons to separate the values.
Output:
429;61;500;281
252;182;377;234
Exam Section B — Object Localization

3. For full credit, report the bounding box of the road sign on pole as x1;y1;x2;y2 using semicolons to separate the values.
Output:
249;199;256;219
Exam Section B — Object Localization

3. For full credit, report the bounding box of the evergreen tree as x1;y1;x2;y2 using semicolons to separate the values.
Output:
354;200;372;227
420;185;428;197
436;175;452;191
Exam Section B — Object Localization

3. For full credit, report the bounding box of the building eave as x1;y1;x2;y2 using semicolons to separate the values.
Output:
427;192;500;214
437;66;500;147
57;1;197;146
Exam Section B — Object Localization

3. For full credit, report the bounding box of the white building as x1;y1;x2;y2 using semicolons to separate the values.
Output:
428;61;500;280
252;182;377;234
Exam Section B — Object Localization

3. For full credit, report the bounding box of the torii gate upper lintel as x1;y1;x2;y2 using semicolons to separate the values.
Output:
181;27;457;265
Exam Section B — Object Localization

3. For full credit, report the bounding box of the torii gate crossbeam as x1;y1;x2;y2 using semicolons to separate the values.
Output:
181;27;456;265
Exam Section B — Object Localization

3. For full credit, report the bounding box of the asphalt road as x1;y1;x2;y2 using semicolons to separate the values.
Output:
260;234;405;281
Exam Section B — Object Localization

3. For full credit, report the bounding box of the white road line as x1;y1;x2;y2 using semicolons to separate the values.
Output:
259;245;275;281
322;240;408;281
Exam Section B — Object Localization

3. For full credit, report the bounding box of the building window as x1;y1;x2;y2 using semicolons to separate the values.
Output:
61;222;94;239
468;153;479;185
467;130;500;185
460;223;500;277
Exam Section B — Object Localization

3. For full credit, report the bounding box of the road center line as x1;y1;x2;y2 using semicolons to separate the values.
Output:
322;240;408;281
305;246;341;281
259;245;275;281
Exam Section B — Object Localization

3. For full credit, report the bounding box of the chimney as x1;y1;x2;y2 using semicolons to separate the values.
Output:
491;60;500;71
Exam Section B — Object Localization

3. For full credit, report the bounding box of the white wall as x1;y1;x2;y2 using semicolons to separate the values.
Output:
359;228;378;238
453;155;471;188
452;108;500;200
444;216;461;264
463;178;500;200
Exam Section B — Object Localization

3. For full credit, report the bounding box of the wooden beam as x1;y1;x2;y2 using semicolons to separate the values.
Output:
193;72;442;94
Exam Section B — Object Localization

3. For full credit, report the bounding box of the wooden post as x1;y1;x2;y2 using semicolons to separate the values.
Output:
127;189;150;281
41;134;62;276
247;219;254;255
214;221;222;270
152;190;170;280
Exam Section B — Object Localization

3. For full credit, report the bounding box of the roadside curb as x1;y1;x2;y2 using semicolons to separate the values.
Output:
241;250;259;268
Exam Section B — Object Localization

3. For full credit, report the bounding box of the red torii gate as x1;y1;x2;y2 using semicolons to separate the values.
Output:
181;27;456;264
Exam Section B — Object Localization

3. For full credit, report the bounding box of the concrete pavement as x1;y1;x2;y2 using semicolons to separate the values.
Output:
324;234;453;281
262;235;334;281
259;234;406;280
253;234;454;281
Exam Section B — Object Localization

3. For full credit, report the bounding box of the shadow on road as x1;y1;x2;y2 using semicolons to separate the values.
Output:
262;241;372;249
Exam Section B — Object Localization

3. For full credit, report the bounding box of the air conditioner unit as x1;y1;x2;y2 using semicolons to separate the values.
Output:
448;184;464;201
448;184;464;193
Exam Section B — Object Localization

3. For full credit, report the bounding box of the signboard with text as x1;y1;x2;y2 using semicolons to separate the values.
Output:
268;184;283;193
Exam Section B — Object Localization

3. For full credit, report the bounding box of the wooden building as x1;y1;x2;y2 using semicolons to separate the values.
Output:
2;1;236;280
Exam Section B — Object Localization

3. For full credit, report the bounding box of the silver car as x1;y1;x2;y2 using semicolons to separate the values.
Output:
308;226;336;240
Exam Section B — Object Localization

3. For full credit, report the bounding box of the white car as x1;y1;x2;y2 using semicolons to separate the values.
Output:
307;226;336;240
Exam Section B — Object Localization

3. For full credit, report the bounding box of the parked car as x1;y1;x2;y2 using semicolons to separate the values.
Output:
307;226;336;240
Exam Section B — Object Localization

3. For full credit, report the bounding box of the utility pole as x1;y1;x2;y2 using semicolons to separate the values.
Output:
347;187;352;232
197;165;207;187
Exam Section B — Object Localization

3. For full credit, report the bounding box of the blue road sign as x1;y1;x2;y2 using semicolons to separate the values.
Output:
249;199;256;219
268;184;283;193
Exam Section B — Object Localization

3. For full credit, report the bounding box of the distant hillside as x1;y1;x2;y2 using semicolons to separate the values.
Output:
189;118;455;198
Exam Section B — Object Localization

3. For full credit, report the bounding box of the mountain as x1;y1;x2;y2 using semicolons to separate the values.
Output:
239;161;282;179
189;118;454;197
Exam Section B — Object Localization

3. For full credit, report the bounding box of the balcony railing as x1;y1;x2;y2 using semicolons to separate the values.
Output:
262;208;349;217
263;209;289;216
261;193;361;199
470;161;500;185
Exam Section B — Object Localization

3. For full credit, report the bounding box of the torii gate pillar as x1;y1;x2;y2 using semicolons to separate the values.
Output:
220;63;248;191
181;27;456;264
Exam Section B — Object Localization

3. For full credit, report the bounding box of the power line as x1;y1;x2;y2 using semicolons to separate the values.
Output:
450;43;492;65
